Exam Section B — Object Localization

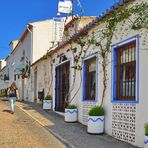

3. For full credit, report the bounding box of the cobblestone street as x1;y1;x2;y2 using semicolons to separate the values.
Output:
0;100;65;148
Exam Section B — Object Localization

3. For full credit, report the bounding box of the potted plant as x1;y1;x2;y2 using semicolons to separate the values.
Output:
43;95;52;110
87;106;105;134
21;65;30;79
144;123;148;147
65;104;78;122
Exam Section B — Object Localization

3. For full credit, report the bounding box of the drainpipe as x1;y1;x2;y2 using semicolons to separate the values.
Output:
26;24;33;99
27;24;33;64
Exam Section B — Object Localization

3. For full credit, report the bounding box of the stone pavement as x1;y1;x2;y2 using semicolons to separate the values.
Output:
16;101;139;148
0;100;66;148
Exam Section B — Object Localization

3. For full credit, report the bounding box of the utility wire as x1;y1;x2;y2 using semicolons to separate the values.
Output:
76;0;84;15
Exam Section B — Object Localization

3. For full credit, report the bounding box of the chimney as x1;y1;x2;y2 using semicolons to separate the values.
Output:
9;40;19;51
0;60;6;70
0;60;2;70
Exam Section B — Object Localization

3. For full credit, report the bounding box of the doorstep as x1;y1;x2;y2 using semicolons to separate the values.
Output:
55;111;64;116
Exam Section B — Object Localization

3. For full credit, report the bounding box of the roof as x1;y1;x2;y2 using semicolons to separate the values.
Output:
5;55;10;61
0;66;6;73
64;16;79;28
31;54;49;67
31;0;133;66
10;19;54;56
31;46;56;67
53;0;133;51
11;24;33;55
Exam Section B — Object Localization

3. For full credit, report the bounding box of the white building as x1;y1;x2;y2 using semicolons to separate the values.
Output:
32;0;148;147
31;16;96;104
5;19;62;101
0;59;9;94
1;0;147;147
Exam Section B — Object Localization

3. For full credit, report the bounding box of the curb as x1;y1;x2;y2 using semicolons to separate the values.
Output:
16;103;76;148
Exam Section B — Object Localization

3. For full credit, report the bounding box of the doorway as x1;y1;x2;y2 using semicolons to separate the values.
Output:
34;70;37;102
55;61;70;112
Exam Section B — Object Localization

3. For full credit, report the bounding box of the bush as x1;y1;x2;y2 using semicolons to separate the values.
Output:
145;123;148;136
66;104;77;109
89;106;105;116
0;94;3;97
44;95;52;100
0;92;7;97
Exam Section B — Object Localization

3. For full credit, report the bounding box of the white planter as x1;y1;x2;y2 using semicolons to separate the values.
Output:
65;109;78;122
43;100;52;110
87;116;104;134
144;136;148;148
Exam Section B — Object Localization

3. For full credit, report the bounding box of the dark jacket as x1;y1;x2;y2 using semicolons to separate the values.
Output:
8;89;16;97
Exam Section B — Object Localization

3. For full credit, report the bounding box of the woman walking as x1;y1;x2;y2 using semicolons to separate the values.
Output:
8;83;18;114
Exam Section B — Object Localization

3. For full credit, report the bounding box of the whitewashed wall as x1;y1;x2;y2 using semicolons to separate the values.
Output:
0;66;9;90
31;20;54;63
50;0;148;147
5;19;56;102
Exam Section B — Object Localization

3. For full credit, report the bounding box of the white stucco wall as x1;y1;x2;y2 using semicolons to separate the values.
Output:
32;57;52;103
3;0;146;147
5;19;57;101
46;0;148;147
31;20;54;63
0;66;9;90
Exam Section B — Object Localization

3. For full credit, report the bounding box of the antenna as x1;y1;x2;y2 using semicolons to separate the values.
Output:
72;0;74;19
76;0;84;15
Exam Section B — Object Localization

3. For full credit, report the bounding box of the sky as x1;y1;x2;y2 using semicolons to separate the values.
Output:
0;0;116;59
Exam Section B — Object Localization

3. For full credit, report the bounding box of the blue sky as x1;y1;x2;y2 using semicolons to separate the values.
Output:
0;0;116;59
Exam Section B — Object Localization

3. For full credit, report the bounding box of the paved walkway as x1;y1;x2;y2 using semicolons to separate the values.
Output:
0;100;65;148
16;101;138;148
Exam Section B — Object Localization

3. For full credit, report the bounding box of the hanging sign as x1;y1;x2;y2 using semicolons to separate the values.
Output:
58;0;72;14
14;65;25;75
52;17;65;42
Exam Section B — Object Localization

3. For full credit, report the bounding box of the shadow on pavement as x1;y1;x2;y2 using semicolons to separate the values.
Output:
3;109;12;114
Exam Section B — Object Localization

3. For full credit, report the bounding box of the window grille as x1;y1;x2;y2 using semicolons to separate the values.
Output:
116;42;136;100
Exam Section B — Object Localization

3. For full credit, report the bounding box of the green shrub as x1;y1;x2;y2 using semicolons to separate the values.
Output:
0;92;6;97
145;123;148;136
44;95;52;100
89;106;105;116
66;104;77;109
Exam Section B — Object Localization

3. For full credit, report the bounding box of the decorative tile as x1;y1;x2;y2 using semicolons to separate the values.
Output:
82;102;96;124
112;104;136;144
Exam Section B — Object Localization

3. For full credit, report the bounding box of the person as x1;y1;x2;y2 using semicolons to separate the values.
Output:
7;83;18;114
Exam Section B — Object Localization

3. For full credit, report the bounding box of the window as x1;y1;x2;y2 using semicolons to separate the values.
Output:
83;57;96;101
115;41;136;101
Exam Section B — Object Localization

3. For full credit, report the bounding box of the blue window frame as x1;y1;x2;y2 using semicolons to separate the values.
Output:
112;35;139;103
83;54;98;102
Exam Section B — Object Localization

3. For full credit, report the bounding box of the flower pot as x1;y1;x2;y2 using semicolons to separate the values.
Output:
87;116;104;134
144;136;148;148
65;109;78;122
43;100;52;110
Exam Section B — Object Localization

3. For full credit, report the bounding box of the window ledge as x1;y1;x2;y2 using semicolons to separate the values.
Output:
111;100;139;104
82;99;97;102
